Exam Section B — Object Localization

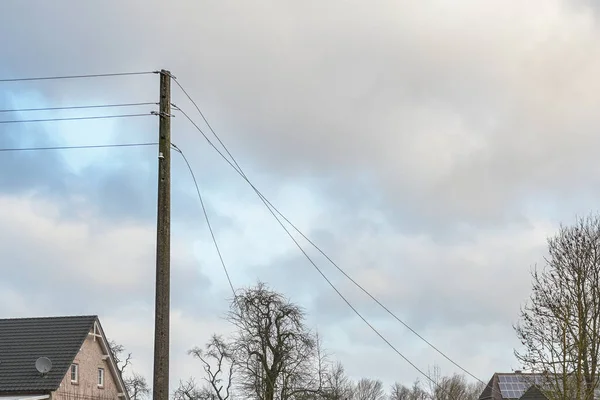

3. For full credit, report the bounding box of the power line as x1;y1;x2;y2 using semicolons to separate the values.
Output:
257;196;448;394
172;103;457;399
0;102;157;113
196;116;502;397
170;79;238;170
0;113;153;124
171;82;502;398
0;71;157;83
171;78;469;363
0;142;158;153
171;143;236;297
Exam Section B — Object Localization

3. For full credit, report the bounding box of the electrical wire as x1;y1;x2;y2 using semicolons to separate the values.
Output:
170;79;237;169
183;106;504;398
171;104;458;399
171;143;236;298
173;83;456;354
0;113;152;124
259;204;447;394
0;71;156;83
0;142;158;152
170;83;504;398
0;102;157;113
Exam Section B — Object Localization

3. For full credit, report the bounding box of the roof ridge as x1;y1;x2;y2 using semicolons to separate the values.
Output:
496;372;545;375
0;315;98;321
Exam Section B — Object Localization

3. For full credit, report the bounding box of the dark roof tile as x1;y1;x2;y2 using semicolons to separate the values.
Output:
0;315;97;393
519;386;549;400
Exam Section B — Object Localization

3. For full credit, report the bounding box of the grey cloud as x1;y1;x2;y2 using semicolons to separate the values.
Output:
0;93;224;228
3;0;600;390
0;97;71;195
251;207;550;335
74;146;159;223
0;195;219;319
5;0;600;227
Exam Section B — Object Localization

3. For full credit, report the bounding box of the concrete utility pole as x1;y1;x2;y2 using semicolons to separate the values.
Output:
153;69;171;400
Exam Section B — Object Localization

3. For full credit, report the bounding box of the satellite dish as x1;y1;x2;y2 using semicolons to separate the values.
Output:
35;357;53;374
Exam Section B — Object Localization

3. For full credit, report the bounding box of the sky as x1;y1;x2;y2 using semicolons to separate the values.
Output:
1;0;600;394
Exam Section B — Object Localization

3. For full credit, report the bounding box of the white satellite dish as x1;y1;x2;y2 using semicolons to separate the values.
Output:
35;357;53;374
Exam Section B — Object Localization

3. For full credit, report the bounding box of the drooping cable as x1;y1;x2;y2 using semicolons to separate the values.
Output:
171;143;236;298
171;104;459;399
170;79;503;397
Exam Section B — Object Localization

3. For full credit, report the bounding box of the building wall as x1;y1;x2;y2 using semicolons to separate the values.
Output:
53;329;121;400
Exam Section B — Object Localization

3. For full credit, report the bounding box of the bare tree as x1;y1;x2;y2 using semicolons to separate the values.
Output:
515;215;600;400
352;378;385;400
411;380;430;400
422;365;485;400
125;373;150;400
389;383;412;400
321;362;354;400
278;332;328;400
227;282;324;400
173;378;217;400
186;335;235;400
426;365;442;398
389;381;430;400
108;340;149;400
109;339;133;375
410;380;429;400
430;374;479;400
465;381;486;400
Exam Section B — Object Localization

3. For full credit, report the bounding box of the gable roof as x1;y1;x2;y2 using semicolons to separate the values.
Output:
0;315;97;394
478;374;498;400
520;386;548;400
478;373;548;400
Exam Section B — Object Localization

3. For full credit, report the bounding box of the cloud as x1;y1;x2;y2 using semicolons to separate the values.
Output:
102;307;234;390
0;191;231;389
0;195;151;307
246;209;554;383
2;0;600;394
0;191;231;319
3;0;600;224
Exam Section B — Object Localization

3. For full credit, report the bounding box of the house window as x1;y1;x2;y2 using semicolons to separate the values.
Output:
70;364;78;383
98;368;105;387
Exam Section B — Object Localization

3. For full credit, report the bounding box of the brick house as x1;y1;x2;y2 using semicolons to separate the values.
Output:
0;316;129;400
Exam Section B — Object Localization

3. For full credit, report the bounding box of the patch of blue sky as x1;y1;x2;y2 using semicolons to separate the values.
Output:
2;87;157;173
521;190;599;226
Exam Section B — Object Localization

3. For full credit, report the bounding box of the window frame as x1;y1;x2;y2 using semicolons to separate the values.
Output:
97;367;105;388
70;363;79;384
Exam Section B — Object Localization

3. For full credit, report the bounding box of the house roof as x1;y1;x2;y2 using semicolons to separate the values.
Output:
478;375;496;400
520;386;548;400
0;315;97;394
478;373;548;400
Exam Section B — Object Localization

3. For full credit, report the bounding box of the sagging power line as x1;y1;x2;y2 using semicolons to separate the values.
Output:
171;143;236;297
170;78;504;399
171;101;459;399
0;67;497;400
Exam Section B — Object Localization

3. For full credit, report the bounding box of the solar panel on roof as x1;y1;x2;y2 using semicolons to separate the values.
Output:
497;375;543;399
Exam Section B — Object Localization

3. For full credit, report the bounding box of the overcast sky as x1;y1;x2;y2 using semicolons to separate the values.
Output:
1;0;600;394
